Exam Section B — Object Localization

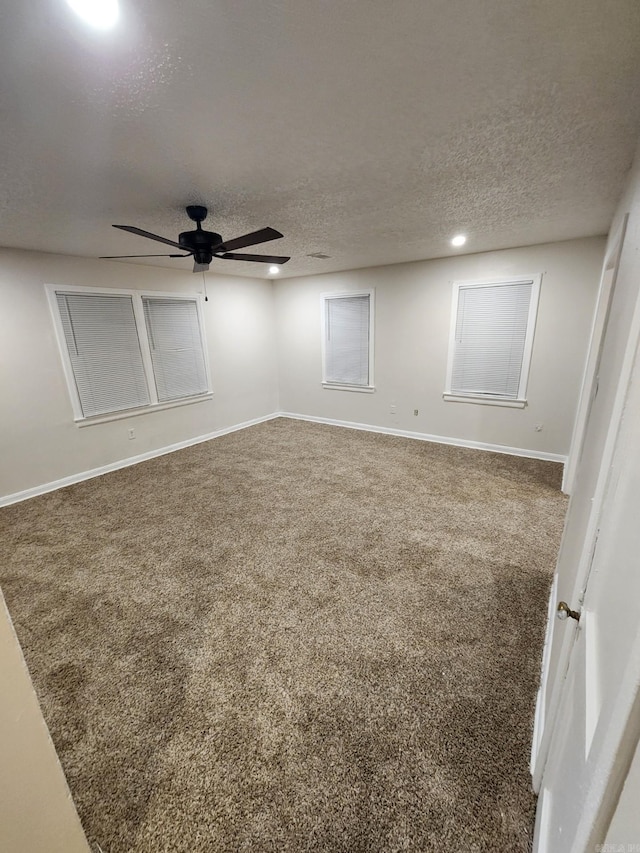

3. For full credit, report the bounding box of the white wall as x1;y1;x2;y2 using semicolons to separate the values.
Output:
0;250;278;499
275;237;605;457
0;237;605;501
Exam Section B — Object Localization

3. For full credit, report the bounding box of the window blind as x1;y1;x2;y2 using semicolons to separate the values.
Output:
450;281;533;399
56;293;150;417
142;297;208;402
325;295;370;386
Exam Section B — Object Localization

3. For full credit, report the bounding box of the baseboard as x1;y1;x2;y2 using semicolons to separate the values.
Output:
561;464;573;495
0;413;280;508
277;412;568;464
1;410;567;507
531;574;559;787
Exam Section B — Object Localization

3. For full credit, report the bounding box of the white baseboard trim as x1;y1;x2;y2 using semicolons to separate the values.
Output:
531;574;559;786
1;410;566;507
277;412;568;465
561;464;573;496
0;413;280;508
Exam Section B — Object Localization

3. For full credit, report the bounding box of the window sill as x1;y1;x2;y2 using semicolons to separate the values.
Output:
322;383;376;394
76;393;214;427
442;393;526;409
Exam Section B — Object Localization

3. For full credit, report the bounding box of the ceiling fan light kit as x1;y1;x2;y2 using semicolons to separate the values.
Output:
101;205;290;273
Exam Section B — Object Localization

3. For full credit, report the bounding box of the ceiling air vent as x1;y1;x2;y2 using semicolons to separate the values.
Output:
307;252;331;259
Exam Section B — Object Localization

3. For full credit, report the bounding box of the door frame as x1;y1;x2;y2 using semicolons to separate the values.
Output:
562;216;628;495
531;212;638;792
533;317;640;852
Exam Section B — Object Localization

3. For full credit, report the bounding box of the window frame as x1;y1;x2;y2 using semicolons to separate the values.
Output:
443;274;542;408
46;283;212;425
320;289;375;393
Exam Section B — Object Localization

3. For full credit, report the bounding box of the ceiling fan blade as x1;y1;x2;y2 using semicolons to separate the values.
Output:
100;253;191;259
220;227;283;252
218;253;290;264
113;224;185;251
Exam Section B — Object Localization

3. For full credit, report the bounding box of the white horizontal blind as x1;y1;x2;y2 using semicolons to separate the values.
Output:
56;293;150;417
142;297;208;402
451;281;533;399
325;295;370;386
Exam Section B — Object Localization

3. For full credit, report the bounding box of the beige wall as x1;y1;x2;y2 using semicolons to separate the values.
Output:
275;237;605;457
0;250;278;499
0;591;89;853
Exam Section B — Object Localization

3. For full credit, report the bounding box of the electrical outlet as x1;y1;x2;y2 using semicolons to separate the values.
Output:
390;404;397;415
534;423;543;432
413;409;419;416
128;428;136;440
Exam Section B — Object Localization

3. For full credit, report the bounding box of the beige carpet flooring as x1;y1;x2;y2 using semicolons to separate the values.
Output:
0;418;567;852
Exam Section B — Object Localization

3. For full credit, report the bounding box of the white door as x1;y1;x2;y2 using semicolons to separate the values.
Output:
531;220;630;786
533;331;640;852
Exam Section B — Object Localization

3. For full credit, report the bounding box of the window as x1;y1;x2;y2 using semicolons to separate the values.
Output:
321;291;374;391
142;297;208;402
444;275;541;407
48;286;211;422
55;292;151;418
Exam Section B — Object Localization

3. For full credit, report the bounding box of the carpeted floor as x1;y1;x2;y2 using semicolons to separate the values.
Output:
0;418;567;853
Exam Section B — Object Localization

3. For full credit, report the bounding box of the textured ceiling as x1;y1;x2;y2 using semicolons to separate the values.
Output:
1;0;639;278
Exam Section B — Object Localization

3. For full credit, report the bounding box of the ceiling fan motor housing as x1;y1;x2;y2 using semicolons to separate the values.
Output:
179;227;223;264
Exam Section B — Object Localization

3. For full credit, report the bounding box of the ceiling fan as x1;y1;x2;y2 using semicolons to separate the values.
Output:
101;205;290;272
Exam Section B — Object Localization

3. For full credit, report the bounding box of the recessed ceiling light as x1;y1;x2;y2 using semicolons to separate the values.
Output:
268;265;280;275
451;234;467;247
66;0;119;29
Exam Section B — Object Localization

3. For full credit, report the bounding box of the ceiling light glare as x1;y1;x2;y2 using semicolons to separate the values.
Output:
451;234;467;247
268;265;280;275
66;0;119;29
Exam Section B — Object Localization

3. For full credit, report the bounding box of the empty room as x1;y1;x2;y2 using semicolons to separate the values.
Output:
2;2;640;852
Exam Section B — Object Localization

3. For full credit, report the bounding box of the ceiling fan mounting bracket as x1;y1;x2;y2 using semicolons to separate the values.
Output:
186;205;208;224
